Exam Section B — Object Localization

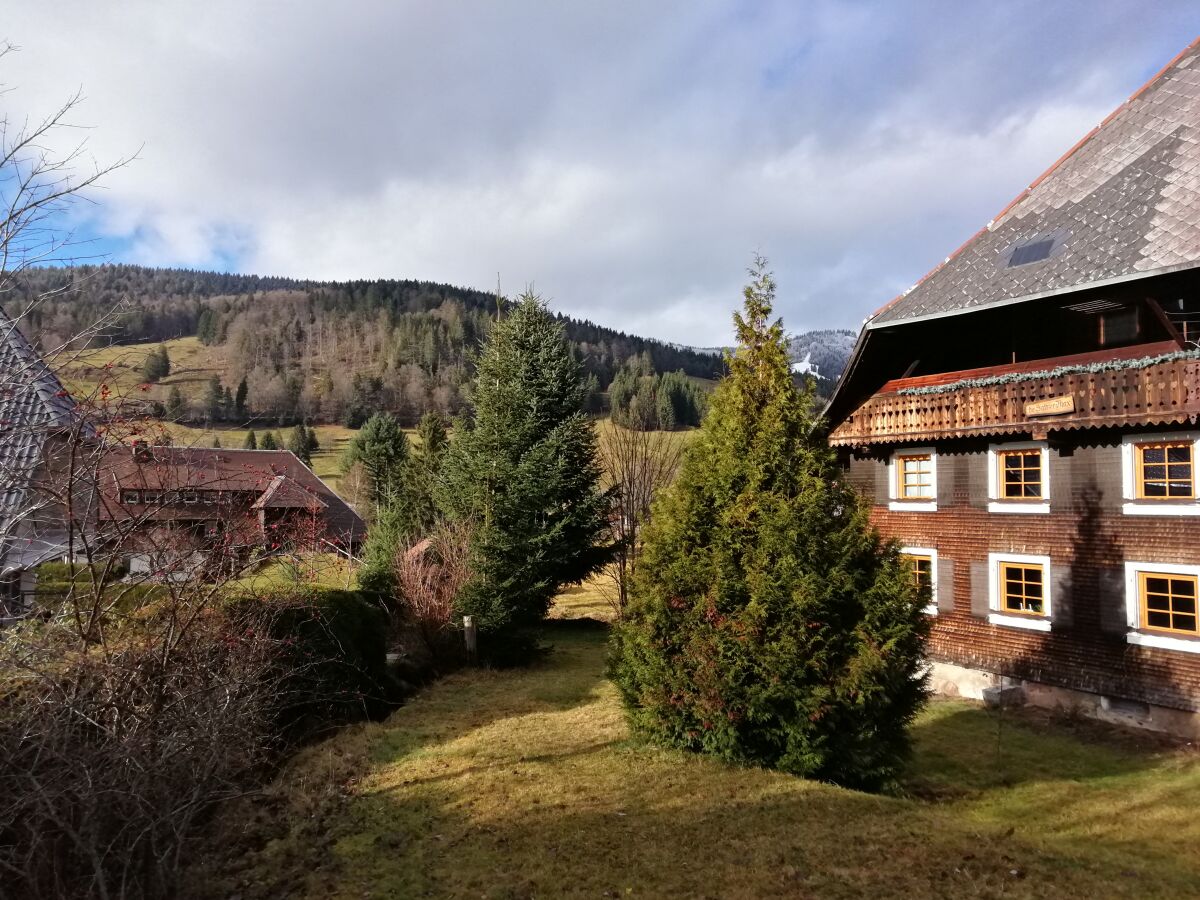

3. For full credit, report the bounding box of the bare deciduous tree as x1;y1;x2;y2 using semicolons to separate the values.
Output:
598;411;685;617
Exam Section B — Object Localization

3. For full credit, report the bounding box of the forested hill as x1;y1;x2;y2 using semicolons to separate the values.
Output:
8;264;725;426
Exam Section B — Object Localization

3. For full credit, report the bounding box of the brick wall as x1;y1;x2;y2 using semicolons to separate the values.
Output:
846;432;1200;712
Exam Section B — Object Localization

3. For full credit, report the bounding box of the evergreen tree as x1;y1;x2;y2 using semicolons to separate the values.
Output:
307;426;320;454
342;413;411;508
204;375;224;422
212;436;222;449
439;292;614;664
234;377;248;418
416;410;448;464
612;258;929;791
140;344;171;383
287;424;313;465
243;429;258;450
352;415;443;596
165;385;184;419
259;431;278;450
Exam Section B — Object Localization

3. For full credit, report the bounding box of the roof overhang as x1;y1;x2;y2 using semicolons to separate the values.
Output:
824;261;1200;428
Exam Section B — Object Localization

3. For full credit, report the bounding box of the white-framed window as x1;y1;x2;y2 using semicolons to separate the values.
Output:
120;489;140;505
889;448;937;511
987;552;1052;632
987;441;1050;514
901;546;938;616
1121;431;1200;517
1123;561;1200;654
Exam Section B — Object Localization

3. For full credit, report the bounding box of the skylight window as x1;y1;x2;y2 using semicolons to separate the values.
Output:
1008;239;1054;267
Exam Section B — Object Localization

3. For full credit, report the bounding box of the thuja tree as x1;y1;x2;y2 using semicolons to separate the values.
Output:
611;258;929;791
440;292;613;664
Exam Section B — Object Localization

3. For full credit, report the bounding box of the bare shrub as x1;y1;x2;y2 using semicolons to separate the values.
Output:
0;600;288;899
392;519;473;666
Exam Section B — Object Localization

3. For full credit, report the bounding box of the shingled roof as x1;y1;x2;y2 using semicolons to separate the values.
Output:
871;36;1200;327
0;304;84;568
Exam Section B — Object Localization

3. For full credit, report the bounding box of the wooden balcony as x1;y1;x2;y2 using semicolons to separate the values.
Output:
829;345;1200;446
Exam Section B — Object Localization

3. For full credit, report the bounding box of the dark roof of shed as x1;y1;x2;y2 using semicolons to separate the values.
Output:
871;36;1200;327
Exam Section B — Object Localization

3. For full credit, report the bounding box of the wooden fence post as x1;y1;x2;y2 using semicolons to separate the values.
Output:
463;615;478;664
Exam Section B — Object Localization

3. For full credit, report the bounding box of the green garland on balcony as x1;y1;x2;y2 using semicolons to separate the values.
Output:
897;347;1200;396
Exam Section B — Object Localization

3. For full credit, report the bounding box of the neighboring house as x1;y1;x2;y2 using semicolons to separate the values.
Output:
825;38;1200;736
97;444;365;577
0;299;365;606
0;304;91;615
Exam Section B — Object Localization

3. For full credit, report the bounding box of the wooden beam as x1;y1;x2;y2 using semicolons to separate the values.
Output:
1144;297;1186;348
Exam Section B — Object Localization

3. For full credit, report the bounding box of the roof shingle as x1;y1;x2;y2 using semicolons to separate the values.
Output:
872;38;1200;326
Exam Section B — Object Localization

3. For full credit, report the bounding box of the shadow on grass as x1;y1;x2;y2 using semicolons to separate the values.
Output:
903;700;1171;798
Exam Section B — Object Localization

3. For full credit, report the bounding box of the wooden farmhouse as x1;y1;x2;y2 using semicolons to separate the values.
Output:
0;303;364;613
97;443;365;579
825;38;1200;736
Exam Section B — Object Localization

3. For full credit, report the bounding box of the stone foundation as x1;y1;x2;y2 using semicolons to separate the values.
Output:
928;660;1200;740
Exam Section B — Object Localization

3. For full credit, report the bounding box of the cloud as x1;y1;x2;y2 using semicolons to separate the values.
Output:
3;1;1198;345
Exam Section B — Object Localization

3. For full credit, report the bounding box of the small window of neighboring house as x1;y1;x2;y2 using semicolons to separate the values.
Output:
1122;434;1200;516
988;553;1052;632
901;547;938;615
1124;562;1200;654
890;449;937;511
121;489;140;505
988;443;1049;514
182;490;200;505
142;491;161;506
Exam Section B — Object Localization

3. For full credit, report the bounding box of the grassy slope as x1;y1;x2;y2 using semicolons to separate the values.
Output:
191;595;1200;900
55;336;223;404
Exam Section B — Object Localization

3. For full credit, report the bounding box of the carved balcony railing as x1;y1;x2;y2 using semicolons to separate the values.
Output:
829;355;1200;446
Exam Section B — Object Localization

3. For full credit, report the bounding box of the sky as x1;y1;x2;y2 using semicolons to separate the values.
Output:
4;2;1199;346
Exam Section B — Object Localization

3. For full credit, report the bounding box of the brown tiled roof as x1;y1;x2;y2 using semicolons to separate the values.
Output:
100;445;364;542
872;37;1200;326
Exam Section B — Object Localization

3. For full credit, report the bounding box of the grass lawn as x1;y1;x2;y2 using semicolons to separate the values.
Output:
190;596;1200;900
222;554;359;595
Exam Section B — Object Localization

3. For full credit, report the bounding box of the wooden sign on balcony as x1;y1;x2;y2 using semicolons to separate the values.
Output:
1025;395;1075;417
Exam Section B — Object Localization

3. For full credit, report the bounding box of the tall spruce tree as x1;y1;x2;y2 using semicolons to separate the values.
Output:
612;258;929;791
287;424;313;465
234;377;249;419
342;413;411;510
439;292;613;664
